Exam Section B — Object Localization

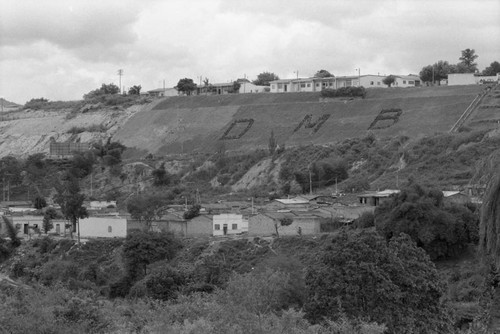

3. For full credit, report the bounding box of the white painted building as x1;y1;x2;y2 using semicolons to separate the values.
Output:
393;75;422;87
448;73;499;86
238;82;269;93
269;74;421;93
212;213;248;236
79;216;127;238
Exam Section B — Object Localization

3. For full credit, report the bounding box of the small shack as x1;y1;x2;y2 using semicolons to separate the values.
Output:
358;189;400;206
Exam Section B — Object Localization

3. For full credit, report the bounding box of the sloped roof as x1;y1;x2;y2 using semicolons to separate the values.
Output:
274;198;309;205
357;189;400;198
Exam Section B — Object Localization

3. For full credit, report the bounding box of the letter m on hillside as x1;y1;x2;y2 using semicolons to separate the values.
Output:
293;114;331;133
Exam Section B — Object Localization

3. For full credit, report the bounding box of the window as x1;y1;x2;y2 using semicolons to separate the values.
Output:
408;81;414;84
300;83;306;88
370;81;374;85
108;226;112;233
316;83;320;87
307;83;311;87
403;80;406;84
329;82;333;86
377;82;381;85
271;84;275;89
214;224;220;230
278;84;283;89
232;224;237;230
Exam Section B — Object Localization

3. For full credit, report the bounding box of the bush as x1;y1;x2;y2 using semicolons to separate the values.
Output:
320;86;367;98
353;211;375;228
375;184;479;259
141;265;185;300
305;231;452;333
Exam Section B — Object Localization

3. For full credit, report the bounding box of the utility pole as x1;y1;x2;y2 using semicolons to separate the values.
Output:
117;69;124;93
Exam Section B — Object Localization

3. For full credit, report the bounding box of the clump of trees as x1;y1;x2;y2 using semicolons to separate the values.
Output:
253;71;279;86
83;83;120;100
305;231;452;333
418;48;498;83
23;97;49;110
314;69;334;78
176;78;197;95
375;183;479;259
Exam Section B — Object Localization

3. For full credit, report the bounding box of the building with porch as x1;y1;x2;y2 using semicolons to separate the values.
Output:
269;74;421;93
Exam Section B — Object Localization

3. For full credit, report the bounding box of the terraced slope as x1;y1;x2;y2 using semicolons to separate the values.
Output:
111;85;484;155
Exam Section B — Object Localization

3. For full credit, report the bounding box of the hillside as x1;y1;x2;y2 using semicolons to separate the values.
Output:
0;86;485;159
113;85;484;155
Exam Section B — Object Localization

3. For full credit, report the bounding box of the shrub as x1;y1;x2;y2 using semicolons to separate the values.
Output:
320;86;366;98
353;211;375;228
375;184;478;259
305;231;452;333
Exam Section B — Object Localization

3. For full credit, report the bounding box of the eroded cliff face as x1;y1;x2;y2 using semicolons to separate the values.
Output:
0;105;146;158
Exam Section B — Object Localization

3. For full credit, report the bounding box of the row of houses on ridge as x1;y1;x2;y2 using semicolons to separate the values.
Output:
269;74;421;93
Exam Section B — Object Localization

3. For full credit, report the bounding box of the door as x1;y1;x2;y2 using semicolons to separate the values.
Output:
223;224;228;235
56;224;60;234
284;85;288;92
24;224;29;234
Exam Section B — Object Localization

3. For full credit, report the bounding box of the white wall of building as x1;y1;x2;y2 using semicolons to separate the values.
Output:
239;82;268;93
212;213;248;236
79;217;127;238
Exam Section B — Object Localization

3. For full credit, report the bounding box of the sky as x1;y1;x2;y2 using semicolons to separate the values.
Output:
1;0;499;104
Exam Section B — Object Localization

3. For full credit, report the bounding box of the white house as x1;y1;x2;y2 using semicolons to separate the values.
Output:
146;87;178;97
393;75;422;87
79;216;127;238
212;213;248;236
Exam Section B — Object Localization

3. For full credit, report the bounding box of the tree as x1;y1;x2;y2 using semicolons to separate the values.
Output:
419;60;453;83
314;69;334;78
228;81;241;93
305;231;452;333
382;75;396;87
126;194;167;230
459;48;478;72
274;217;293;237
152;163;171;186
480;175;500;269
482;61;500;76
33;196;47;209
268;130;277;155
128;85;142;95
253;72;279;86
123;230;181;278
176;78;197;96
2;216;21;247
53;173;88;244
42;207;58;234
183;204;201;220
92;139;126;166
375;184;478;260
